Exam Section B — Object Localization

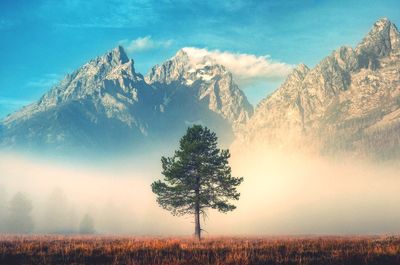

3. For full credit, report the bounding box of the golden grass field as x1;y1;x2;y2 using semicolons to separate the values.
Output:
0;235;399;265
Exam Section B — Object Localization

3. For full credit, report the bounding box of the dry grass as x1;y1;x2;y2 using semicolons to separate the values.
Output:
0;235;399;264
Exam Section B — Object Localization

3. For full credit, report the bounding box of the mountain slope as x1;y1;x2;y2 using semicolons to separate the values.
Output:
0;47;253;154
146;48;253;132
1;46;156;151
236;18;400;160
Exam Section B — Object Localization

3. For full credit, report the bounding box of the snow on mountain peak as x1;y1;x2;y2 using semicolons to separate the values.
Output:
145;48;227;85
145;48;253;130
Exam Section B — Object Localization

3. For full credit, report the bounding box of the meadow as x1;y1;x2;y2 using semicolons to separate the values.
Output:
0;235;399;265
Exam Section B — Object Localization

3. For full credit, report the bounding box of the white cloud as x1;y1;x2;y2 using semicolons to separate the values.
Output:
182;47;293;87
0;97;32;118
25;73;62;88
119;36;173;53
0;97;31;107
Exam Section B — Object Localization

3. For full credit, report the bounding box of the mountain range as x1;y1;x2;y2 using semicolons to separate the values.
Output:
0;46;252;154
235;18;400;160
0;18;399;160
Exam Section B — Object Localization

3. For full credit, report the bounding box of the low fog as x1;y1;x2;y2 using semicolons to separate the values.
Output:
0;148;399;236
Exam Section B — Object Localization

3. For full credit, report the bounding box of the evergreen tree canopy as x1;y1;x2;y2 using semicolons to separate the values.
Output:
151;125;243;239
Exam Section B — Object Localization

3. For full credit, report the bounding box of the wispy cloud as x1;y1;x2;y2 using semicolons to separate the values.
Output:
119;36;173;53
0;97;32;118
182;47;293;87
0;97;31;107
25;73;62;88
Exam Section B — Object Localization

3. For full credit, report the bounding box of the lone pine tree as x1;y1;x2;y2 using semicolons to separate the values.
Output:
151;125;243;240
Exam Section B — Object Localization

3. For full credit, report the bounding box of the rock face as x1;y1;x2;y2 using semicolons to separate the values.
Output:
1;18;398;159
0;47;253;154
146;48;253;131
236;18;400;160
1;46;156;152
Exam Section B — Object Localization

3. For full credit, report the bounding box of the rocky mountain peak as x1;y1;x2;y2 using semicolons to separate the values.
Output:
145;49;188;84
372;17;391;31
174;48;190;61
145;48;226;85
255;63;308;110
145;48;253;130
54;46;139;98
356;18;400;57
290;63;309;79
109;45;130;64
2;46;144;127
276;63;308;90
77;46;137;82
236;18;400;160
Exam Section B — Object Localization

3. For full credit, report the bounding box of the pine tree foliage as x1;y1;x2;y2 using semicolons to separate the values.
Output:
151;125;243;239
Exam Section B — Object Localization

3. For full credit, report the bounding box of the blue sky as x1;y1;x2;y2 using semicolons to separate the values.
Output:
0;0;399;118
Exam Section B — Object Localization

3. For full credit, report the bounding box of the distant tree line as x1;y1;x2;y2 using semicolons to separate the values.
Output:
0;187;95;234
0;192;34;234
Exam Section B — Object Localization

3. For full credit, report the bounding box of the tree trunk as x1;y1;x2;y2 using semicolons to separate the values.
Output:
194;208;201;240
194;175;201;240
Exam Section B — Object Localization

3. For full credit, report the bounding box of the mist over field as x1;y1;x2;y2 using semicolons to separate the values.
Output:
1;0;400;263
0;2;399;240
1;147;399;236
